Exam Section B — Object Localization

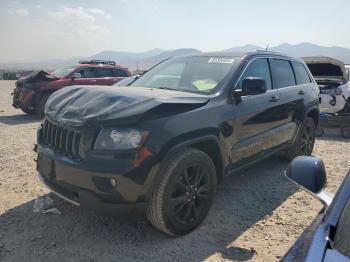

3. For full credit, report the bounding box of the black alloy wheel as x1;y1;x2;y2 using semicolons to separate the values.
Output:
171;165;211;225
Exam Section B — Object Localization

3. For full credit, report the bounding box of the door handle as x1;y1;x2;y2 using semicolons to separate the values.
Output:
269;96;279;102
298;90;305;95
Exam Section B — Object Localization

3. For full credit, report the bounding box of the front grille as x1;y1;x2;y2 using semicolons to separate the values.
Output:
43;119;81;158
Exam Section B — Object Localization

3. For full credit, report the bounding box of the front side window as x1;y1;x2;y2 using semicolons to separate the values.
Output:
270;59;296;89
291;61;311;85
238;58;272;90
77;67;95;78
130;56;235;94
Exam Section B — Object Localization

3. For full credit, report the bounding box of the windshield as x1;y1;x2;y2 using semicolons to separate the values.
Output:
130;56;235;94
114;76;138;86
51;66;76;78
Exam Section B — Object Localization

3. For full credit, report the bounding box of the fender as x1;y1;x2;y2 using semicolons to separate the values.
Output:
145;132;226;200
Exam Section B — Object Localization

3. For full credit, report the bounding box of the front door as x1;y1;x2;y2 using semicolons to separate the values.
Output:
72;67;98;85
231;57;291;165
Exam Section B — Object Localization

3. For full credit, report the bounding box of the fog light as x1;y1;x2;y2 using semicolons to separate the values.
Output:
110;178;117;187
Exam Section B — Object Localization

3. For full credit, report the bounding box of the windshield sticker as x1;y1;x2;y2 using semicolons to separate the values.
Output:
208;58;234;64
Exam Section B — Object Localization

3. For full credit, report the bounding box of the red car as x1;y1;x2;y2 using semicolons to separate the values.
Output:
12;60;131;117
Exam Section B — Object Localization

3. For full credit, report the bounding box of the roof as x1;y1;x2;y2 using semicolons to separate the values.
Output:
178;50;304;62
73;63;128;70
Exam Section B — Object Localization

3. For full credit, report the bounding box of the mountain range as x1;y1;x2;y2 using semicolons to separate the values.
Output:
1;43;350;72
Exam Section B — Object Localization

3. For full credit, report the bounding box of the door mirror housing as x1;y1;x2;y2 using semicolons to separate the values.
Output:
71;72;81;80
286;156;327;194
233;77;267;97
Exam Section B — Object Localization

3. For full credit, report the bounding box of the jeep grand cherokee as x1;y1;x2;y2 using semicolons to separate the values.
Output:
35;51;319;236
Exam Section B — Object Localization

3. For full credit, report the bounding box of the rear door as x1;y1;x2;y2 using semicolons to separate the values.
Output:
232;57;287;164
93;67;115;85
269;59;306;143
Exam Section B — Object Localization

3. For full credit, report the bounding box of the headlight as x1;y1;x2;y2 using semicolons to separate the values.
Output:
320;88;343;96
94;128;148;150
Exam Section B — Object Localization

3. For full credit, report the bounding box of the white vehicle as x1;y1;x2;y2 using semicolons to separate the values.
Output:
303;57;350;114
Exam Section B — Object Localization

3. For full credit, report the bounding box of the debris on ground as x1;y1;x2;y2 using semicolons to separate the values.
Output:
33;195;61;215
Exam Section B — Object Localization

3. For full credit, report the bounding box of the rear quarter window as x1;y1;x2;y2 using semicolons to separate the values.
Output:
270;59;296;89
113;69;129;77
291;61;311;85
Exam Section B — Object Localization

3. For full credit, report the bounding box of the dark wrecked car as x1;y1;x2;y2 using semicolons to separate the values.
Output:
12;60;130;117
35;51;319;235
283;156;350;262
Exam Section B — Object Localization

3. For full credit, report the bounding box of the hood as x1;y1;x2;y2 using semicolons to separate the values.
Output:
303;56;347;83
45;85;209;127
18;70;58;84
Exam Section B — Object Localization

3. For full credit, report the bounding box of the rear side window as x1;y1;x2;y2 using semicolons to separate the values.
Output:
291;62;311;85
94;68;114;77
270;59;296;89
238;58;272;90
114;69;129;77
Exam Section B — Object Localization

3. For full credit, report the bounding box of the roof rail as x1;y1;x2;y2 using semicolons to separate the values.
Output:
79;60;116;66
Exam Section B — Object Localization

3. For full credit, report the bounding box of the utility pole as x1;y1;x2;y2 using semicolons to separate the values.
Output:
265;44;269;51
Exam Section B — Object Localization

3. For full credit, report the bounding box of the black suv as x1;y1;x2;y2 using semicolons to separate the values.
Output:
36;51;319;236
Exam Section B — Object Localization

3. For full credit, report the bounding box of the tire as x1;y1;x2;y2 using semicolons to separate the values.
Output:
284;117;316;161
146;148;217;236
35;93;51;118
21;107;36;115
341;127;350;139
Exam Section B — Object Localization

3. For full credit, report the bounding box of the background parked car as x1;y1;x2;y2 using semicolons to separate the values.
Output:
12;60;131;117
303;57;350;114
283;156;350;262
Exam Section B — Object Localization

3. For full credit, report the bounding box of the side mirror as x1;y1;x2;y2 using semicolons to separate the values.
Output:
233;77;267;97
286;156;332;206
71;72;81;80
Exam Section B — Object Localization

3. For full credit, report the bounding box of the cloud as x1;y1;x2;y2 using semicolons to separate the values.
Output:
47;6;111;38
8;8;29;17
49;7;96;23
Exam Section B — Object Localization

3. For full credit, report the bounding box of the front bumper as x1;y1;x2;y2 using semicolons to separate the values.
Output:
12;86;36;109
36;143;159;218
38;172;146;218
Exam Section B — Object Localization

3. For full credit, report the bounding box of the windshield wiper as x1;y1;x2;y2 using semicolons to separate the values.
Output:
157;87;176;91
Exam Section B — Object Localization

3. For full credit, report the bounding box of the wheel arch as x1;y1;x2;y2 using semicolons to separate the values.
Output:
306;107;320;127
158;131;226;184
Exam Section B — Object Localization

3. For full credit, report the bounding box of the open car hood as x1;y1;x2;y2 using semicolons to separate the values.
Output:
45;85;209;127
303;56;347;83
18;70;59;83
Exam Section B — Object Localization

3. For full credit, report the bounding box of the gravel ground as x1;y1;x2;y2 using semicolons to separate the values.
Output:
0;80;349;262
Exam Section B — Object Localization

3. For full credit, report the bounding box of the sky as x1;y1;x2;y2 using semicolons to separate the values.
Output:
0;0;349;62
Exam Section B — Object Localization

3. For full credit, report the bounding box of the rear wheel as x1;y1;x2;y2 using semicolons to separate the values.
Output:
146;148;217;236
284;117;316;161
35;93;51;118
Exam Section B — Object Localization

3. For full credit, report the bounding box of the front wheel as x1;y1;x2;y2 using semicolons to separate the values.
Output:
284;117;316;161
146;148;217;236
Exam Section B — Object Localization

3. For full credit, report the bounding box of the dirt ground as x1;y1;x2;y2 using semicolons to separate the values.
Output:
0;80;349;262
